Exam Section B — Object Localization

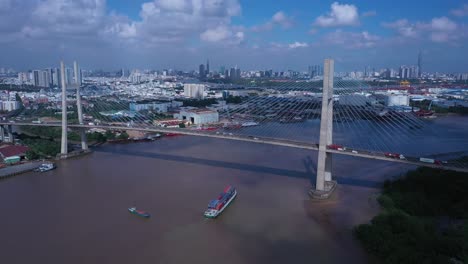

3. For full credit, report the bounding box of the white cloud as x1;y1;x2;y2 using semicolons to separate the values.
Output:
272;11;293;28
31;0;107;35
322;30;380;48
109;0;243;47
382;19;419;38
431;17;457;31
314;2;359;27
288;42;309;49
451;4;468;17
251;11;293;32
383;17;459;43
200;25;244;44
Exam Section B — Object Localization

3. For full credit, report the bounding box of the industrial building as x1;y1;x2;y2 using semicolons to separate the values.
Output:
175;108;219;125
129;101;170;113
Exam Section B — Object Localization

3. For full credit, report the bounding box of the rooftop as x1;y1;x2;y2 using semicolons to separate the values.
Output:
0;145;29;158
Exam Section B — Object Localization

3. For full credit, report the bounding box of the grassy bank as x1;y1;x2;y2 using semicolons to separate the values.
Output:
354;167;468;264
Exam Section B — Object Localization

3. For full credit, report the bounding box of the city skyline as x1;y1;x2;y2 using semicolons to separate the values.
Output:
0;1;467;71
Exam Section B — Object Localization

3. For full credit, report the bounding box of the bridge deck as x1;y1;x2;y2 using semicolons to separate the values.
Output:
2;122;467;173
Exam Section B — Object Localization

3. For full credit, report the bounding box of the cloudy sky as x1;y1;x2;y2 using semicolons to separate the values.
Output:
1;0;468;72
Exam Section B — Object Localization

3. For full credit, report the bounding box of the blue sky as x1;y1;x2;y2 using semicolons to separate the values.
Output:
0;0;467;72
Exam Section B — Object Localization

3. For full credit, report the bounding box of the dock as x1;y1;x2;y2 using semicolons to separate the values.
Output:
0;162;42;180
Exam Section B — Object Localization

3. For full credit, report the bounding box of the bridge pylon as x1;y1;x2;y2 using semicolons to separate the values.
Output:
74;61;88;151
59;61;68;157
309;59;337;199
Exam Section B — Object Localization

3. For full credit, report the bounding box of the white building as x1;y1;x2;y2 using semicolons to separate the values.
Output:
384;94;409;106
184;84;205;99
129;101;169;113
0;101;20;111
175;109;219;125
18;72;29;84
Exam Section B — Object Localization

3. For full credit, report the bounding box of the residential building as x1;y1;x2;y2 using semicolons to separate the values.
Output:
184;83;205;99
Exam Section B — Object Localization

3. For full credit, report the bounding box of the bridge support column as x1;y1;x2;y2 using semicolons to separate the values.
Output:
0;125;4;142
7;125;14;143
309;59;337;199
60;61;68;157
74;61;88;151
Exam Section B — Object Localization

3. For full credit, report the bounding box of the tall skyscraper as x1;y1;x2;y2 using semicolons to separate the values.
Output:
73;61;81;86
52;68;61;87
417;50;422;78
229;68;236;80
46;68;54;86
65;67;74;85
399;66;410;79
206;60;210;75
33;70;40;87
199;64;205;79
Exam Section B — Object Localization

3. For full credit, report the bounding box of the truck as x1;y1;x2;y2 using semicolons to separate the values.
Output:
419;157;442;165
4;156;21;165
385;153;406;160
327;144;346;151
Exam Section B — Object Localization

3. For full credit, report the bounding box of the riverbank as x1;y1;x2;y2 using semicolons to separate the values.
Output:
354;167;468;264
0;161;42;180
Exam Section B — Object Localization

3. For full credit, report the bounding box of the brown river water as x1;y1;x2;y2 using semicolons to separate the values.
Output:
1;116;466;264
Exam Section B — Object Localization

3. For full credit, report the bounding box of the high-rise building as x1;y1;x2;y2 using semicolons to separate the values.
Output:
399;66;410;79
41;70;49;87
309;65;322;78
130;73;141;84
418;50;422;78
199;64;205;79
65;67;74;85
409;66;419;79
47;68;54;86
184;83;205;99
458;73;468;81
52;68;60;87
206;60;210;75
236;68;241;79
229;68;236;80
33;70;40;87
18;72;29;83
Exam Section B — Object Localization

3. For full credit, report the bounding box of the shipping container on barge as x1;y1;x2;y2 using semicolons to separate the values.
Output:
204;186;237;218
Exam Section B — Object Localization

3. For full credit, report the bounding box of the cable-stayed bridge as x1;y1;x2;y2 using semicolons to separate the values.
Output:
1;59;467;198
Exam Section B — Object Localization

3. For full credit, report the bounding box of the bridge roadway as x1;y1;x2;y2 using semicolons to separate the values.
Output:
3;122;468;173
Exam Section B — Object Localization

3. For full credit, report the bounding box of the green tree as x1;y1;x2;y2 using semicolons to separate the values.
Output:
25;150;39;160
105;130;116;140
118;132;129;140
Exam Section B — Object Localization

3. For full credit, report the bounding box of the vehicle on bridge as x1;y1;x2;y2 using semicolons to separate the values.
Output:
327;144;346;151
419;157;443;165
384;153;406;160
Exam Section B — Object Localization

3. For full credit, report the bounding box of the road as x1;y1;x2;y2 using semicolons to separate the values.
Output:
2;122;467;173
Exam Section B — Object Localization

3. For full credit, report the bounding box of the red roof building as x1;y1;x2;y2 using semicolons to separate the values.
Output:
0;145;29;158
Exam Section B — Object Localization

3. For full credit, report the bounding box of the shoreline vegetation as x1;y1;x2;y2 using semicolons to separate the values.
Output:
354;167;468;264
16;126;129;159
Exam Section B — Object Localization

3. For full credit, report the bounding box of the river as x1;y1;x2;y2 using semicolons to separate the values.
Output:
0;115;466;264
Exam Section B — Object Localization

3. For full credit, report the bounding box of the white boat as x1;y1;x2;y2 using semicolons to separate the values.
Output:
35;163;56;172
